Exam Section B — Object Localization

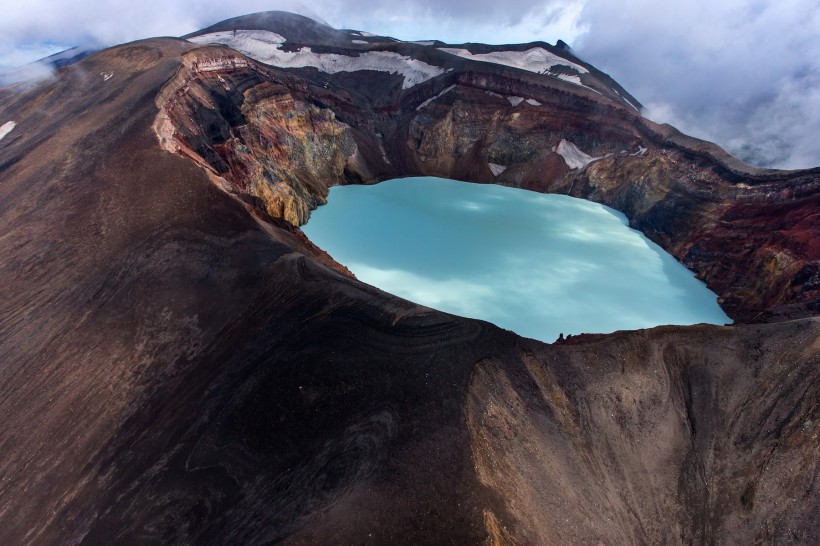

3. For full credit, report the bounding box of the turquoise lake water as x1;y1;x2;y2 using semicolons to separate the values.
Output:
303;177;731;343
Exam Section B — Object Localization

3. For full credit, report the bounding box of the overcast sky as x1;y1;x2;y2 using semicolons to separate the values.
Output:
1;0;818;169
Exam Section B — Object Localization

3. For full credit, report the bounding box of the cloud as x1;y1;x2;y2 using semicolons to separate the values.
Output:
324;0;587;44
571;0;820;169
0;0;817;168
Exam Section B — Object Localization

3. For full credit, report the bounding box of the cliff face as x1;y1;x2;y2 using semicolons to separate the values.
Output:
469;321;819;545
154;50;358;226
0;13;817;545
565;151;820;320
153;43;818;321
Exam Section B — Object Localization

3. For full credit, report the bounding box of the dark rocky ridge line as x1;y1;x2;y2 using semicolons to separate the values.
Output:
154;39;818;322
0;13;817;545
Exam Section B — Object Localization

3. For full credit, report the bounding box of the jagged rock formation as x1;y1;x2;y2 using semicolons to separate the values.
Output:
0;11;817;545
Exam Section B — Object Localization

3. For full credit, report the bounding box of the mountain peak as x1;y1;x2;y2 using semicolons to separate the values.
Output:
185;10;351;45
184;11;641;111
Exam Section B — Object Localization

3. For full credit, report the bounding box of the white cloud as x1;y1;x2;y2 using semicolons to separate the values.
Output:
572;0;820;168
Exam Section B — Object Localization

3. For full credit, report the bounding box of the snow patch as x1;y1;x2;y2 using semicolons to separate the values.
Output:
489;163;507;176
190;31;447;89
439;47;588;75
556;74;581;85
216;74;232;90
101;71;113;81
438;47;608;93
614;89;640;111
525;98;541;106
414;41;435;46
631;146;647;156
358;31;377;37
507;96;524;106
416;84;457;111
0;121;15;142
484;90;503;98
553;139;600;170
352;40;368;45
555;74;602;95
189;30;286;50
623;96;640;111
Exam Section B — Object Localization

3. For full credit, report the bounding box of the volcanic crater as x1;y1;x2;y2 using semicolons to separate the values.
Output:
0;10;817;545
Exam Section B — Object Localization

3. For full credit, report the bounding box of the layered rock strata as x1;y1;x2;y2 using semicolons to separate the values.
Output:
155;42;818;321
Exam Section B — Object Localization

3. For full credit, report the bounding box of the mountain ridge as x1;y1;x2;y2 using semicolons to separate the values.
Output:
0;13;817;544
159;14;819;320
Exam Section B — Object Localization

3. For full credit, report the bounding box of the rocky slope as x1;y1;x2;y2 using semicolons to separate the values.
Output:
0;12;817;545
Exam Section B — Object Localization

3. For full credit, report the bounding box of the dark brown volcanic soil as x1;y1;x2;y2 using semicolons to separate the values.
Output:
0;17;818;546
